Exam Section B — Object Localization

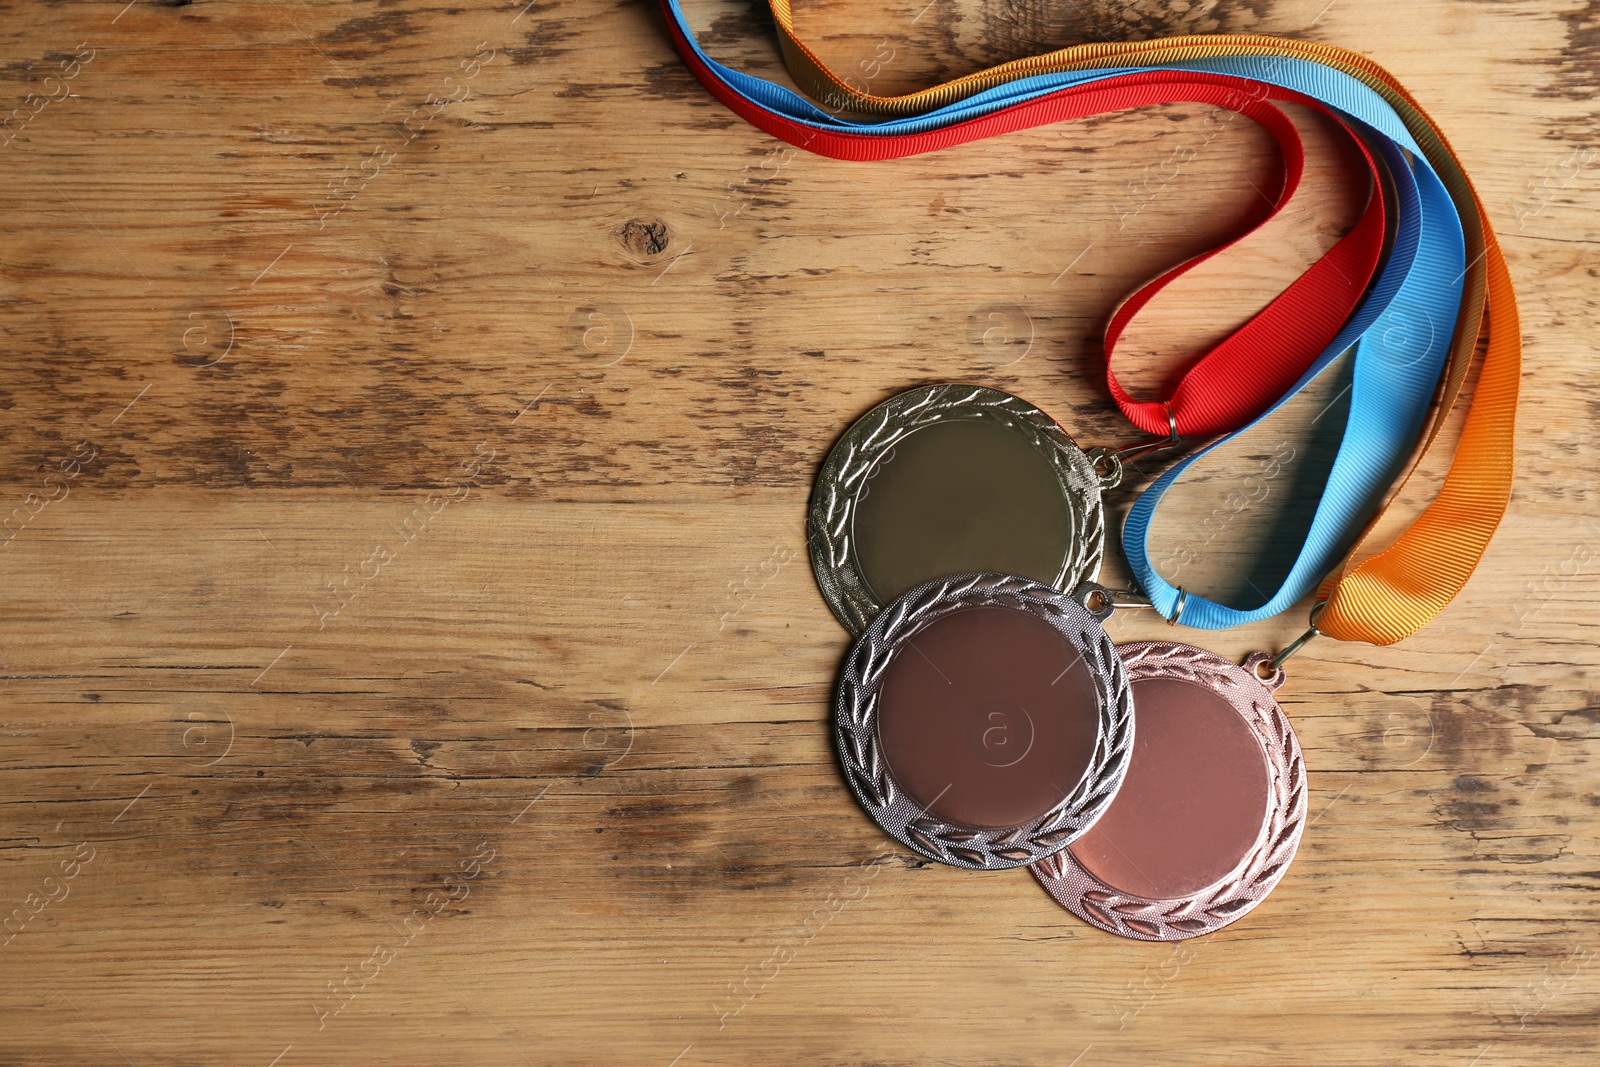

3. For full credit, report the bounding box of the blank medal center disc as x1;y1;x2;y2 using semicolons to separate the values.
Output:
874;606;1102;830
851;419;1075;604
1067;676;1272;900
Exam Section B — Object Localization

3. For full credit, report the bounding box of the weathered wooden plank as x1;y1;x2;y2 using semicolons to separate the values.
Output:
2;1;1597;1064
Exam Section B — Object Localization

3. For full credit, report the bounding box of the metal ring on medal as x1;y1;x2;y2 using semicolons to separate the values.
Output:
833;573;1135;871
807;385;1108;635
1032;642;1308;941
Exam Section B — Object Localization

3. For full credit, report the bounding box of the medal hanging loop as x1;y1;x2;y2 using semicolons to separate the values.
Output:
1072;581;1157;619
1267;614;1324;673
1242;651;1289;693
1087;404;1179;491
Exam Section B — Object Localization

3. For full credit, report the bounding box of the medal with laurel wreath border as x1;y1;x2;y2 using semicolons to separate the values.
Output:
1031;641;1308;940
833;572;1135;871
808;384;1112;635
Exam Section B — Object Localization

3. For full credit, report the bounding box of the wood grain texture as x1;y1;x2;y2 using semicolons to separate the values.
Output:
1;1;1595;1064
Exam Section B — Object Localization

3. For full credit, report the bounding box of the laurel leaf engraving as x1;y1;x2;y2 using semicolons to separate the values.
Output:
849;764;884;808
1077;785;1118;812
1080;898;1118;928
1032;804;1070;835
906;825;943;857
1123;918;1163;939
847;731;869;773
993;825;1030;847
1207;898;1255;917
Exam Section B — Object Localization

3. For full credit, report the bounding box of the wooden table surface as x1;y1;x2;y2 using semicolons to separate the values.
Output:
2;1;1593;1064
